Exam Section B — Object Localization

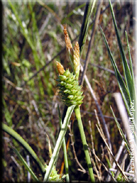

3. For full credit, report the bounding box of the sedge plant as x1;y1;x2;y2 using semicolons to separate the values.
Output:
44;0;97;180
43;26;95;182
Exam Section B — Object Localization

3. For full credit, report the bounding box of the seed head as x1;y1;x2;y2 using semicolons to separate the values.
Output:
56;61;65;75
63;25;72;52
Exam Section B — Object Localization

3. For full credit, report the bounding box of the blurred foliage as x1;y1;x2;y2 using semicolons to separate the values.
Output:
2;0;135;182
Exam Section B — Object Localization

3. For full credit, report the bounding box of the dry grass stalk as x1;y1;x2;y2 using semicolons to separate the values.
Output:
94;109;129;181
67;124;86;174
113;92;135;177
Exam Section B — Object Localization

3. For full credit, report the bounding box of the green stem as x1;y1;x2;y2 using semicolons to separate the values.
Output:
13;148;39;182
78;0;97;54
2;123;45;176
74;106;95;182
58;106;70;182
43;105;75;182
62;135;69;182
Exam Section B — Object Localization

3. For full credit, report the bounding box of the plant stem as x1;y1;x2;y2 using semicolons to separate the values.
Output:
2;123;45;176
78;0;97;54
62;136;70;182
13;148;39;182
80;0;102;86
58;106;70;182
74;106;95;182
43;105;75;182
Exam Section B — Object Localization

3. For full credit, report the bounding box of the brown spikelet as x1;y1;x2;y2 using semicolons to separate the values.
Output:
73;41;80;67
56;61;65;75
63;25;72;52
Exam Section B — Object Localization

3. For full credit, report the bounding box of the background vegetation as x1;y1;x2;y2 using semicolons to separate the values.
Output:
2;0;135;182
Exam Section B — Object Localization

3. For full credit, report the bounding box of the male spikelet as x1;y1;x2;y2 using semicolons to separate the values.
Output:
73;41;80;80
63;25;72;53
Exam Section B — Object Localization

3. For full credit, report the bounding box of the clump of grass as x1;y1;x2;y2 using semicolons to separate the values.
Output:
101;0;136;180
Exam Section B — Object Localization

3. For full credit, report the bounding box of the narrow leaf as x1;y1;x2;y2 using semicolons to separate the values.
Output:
13;148;39;182
125;31;135;103
2;123;45;175
110;106;130;154
100;27;131;115
58;105;70;182
78;0;97;54
109;0;134;102
125;31;134;78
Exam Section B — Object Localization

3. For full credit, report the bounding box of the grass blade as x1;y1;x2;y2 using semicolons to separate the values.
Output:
100;27;131;115
58;106;70;182
8;0;34;52
125;31;134;79
61;3;86;24
2;123;45;176
110;106;130;154
78;0;97;54
75;106;95;182
108;0;135;102
13;148;39;182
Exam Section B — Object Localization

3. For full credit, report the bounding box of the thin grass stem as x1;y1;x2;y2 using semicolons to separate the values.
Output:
62;135;69;182
74;106;95;182
58;106;70;182
13;148;39;182
80;0;102;86
43;105;75;182
78;0;97;54
2;123;45;176
80;65;112;150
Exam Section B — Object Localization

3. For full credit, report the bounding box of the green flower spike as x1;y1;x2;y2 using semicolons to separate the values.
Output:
56;61;83;106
